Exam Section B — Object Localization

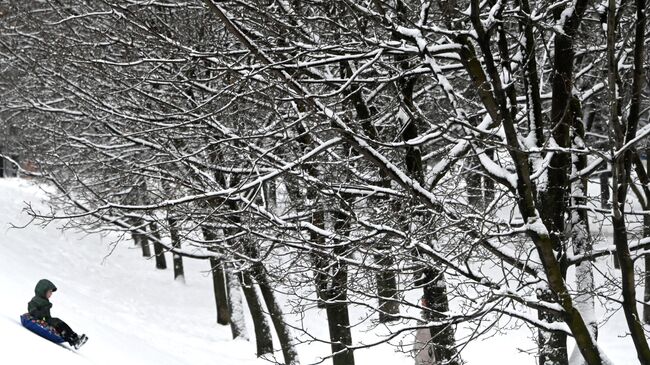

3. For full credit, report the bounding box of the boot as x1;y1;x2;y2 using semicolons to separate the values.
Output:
74;334;88;349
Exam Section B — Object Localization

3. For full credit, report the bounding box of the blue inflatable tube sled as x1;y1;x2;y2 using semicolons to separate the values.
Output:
20;313;65;344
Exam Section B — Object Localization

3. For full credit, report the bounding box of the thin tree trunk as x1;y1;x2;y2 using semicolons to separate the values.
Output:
324;209;354;365
645;209;650;323
569;98;597;365
255;264;300;365
397;61;458;364
466;155;483;208
210;256;230;325
375;248;399;322
484;148;496;204
417;268;458;364
608;0;650;360
150;222;167;270
600;169;611;209
645;143;650;323
241;232;300;365
138;233;151;258
265;179;277;211
307;191;328;308
134;219;152;258
537;287;568;365
168;217;185;282
203;228;230;325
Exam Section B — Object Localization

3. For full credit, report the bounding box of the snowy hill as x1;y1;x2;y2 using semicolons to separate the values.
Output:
0;178;641;365
0;178;260;365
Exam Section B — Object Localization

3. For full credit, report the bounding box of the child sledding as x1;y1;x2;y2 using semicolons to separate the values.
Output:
21;279;88;349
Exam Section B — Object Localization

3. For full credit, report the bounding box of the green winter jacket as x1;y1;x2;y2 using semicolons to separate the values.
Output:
27;279;57;325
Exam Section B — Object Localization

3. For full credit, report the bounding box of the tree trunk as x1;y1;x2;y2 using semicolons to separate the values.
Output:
612;213;650;364
150;222;167;270
255;264;301;365
241;233;300;365
484;148;496;204
645;210;650;323
397;64;458;363
309;202;328;308
325;295;354;365
417;268;459;365
265;179;277;211
645;144;650;323
466;155;483;208
537;287;568;365
534;0;585;358
134;220;152;258
203;227;230;325
323;209;355;365
375;248;399;322
608;0;650;360
210;256;230;325
600;169;611;209
138;233;151;259
568;98;597;365
225;267;248;340
240;270;274;356
168;217;185;282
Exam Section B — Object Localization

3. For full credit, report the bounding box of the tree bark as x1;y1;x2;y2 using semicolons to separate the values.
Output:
203;228;231;325
645;145;650;324
255;263;301;365
240;270;274;356
150;222;167;270
225;267;249;340
569;98;597;365
324;209;355;365
168;217;185;282
644;209;650;323
417;268;458;364
210;256;231;325
466;155;484;208
375;248;399;323
134;219;152;258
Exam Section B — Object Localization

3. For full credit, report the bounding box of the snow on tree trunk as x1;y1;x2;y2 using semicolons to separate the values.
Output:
225;267;249;341
537;286;568;365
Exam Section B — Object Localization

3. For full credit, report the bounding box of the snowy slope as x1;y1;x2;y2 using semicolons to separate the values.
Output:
0;178;261;365
0;178;641;365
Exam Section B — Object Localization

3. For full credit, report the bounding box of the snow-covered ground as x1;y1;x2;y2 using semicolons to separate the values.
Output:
0;178;262;365
0;178;641;364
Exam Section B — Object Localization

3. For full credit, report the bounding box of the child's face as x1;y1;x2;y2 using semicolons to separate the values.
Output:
46;290;53;299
